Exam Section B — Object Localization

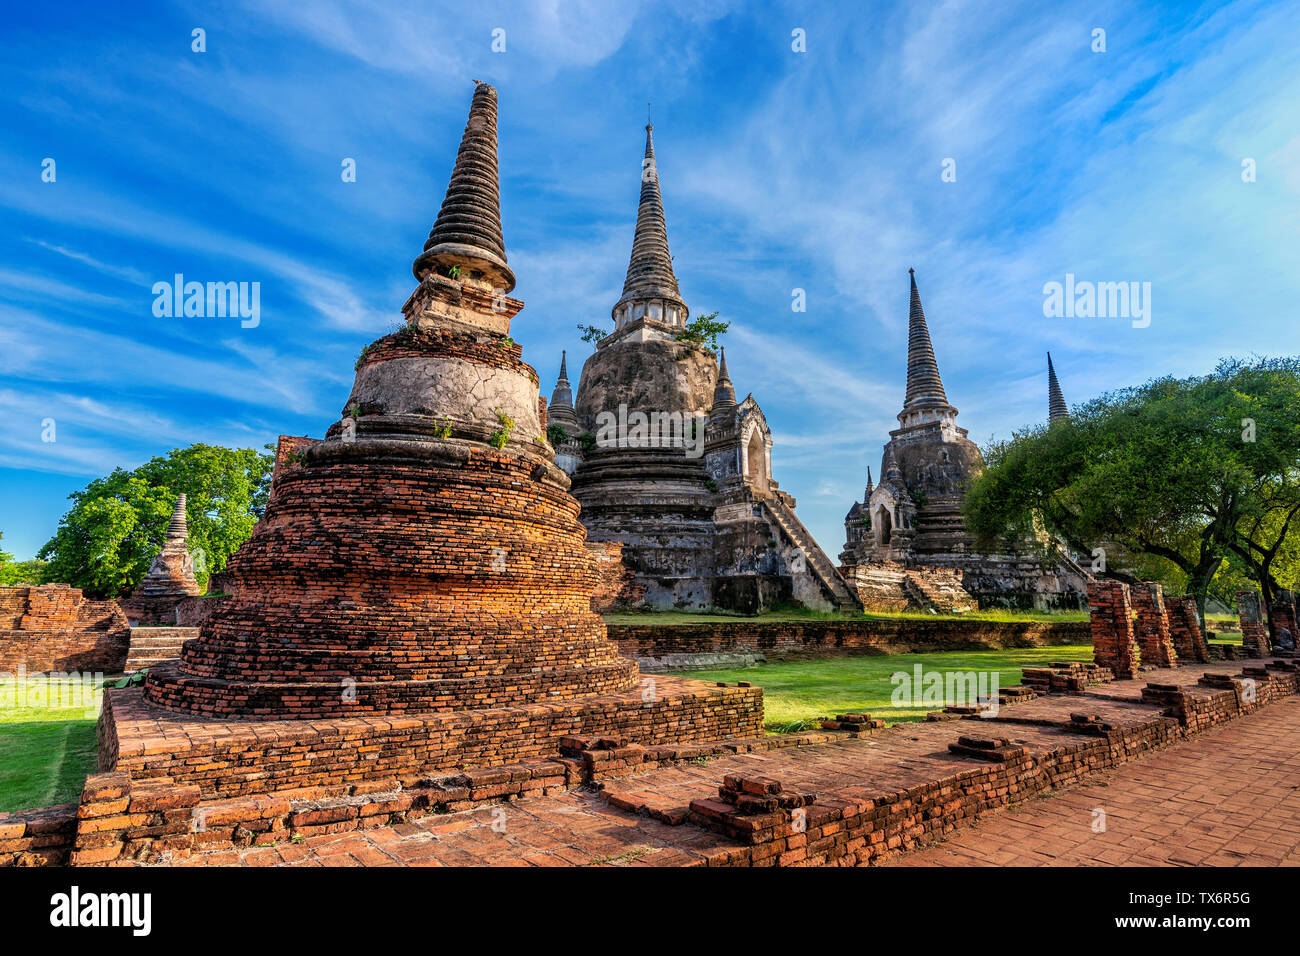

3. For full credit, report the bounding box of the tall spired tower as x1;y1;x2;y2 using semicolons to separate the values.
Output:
839;270;1087;610
144;84;643;719
1047;352;1069;425
556;122;858;613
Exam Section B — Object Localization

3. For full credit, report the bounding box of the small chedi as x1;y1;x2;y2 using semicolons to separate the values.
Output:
839;272;1089;611
127;84;758;768
545;123;859;614
119;494;202;626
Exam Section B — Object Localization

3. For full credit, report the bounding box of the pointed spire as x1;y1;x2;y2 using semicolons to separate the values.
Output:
412;82;515;293
902;269;950;411
864;467;874;499
613;122;687;321
550;350;574;412
1047;352;1069;425
166;494;189;542
711;346;737;410
882;443;902;481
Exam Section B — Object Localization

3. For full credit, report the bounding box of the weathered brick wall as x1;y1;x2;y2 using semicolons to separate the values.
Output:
119;594;228;628
1129;582;1178;668
1088;580;1140;679
0;585;129;673
1236;590;1269;656
586;541;646;612
609;618;1089;663
1166;595;1210;663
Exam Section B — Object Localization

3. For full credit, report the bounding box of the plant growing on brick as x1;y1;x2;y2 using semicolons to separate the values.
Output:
674;310;729;352
490;409;515;449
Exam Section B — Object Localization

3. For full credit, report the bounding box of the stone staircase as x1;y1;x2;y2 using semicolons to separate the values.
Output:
762;496;862;612
903;568;977;614
124;627;198;673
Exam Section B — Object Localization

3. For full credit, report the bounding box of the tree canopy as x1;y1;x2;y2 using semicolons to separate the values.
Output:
36;444;274;598
964;357;1300;614
0;532;49;586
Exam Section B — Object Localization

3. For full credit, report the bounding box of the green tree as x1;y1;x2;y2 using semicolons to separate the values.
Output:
37;444;274;598
0;532;49;585
964;357;1300;619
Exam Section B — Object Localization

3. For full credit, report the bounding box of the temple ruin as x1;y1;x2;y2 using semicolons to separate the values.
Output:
839;271;1089;611
546;123;858;614
107;84;760;799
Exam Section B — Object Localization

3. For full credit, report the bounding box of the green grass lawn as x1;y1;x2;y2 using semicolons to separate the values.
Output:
689;645;1096;732
604;607;1088;625
0;676;105;814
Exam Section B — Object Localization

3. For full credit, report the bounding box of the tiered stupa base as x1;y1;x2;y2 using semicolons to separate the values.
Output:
123;421;762;796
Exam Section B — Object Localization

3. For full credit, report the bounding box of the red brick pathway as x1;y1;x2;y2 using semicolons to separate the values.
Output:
170;666;1299;867
891;697;1300;867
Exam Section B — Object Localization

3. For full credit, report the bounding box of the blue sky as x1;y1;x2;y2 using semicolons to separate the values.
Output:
1;0;1298;561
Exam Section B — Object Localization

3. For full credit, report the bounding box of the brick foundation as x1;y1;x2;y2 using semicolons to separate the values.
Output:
104;676;762;801
1087;580;1140;678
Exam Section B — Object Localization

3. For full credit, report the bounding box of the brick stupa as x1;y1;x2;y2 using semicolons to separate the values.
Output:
118;85;761;795
136;495;201;599
119;494;202;625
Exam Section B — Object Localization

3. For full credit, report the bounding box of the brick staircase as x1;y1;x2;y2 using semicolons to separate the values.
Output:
761;495;862;611
124;627;198;672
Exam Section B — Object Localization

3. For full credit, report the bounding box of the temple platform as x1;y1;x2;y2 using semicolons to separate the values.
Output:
96;675;764;801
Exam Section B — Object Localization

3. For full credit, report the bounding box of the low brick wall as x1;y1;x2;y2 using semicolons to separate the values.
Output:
0;585;130;673
99;676;764;801
609;618;1089;668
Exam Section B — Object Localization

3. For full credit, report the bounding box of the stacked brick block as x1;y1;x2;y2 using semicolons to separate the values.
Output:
1236;590;1270;657
1087;580;1141;679
1021;661;1114;694
1129;582;1178;668
1166;595;1210;663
